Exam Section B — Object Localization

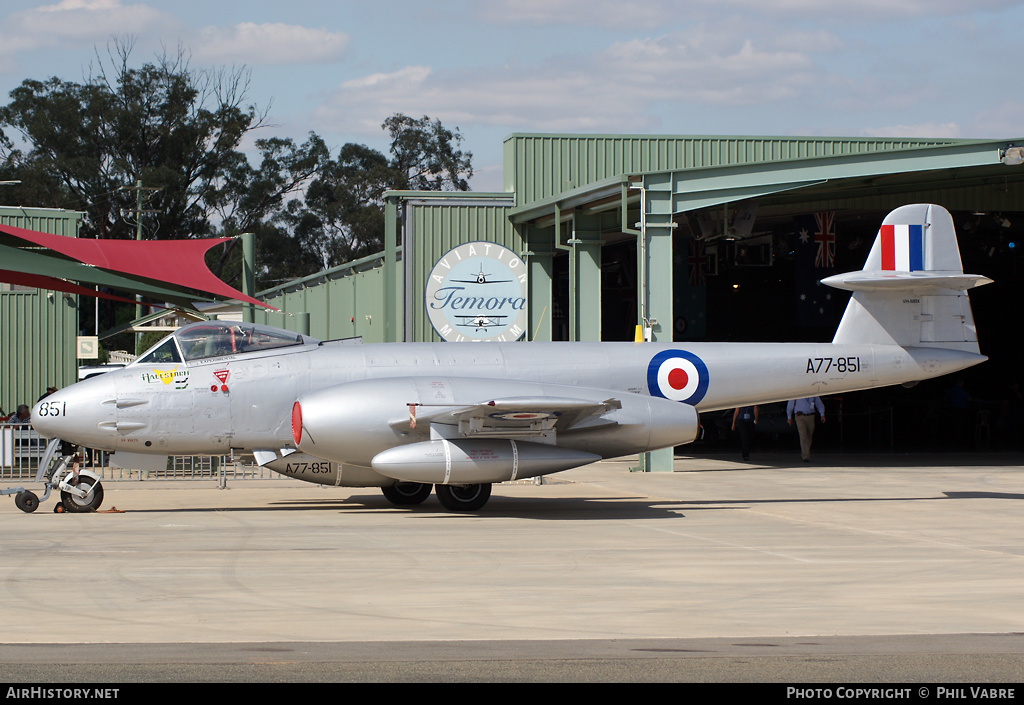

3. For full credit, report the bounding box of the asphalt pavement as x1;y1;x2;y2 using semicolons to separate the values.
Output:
1;451;1023;682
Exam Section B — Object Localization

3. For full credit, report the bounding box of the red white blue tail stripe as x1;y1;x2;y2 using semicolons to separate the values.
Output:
647;350;709;405
880;224;925;272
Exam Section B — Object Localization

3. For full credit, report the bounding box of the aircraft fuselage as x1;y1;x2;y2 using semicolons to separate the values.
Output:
38;338;981;460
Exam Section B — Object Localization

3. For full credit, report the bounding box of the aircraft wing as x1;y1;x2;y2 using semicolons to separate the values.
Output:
394;395;622;438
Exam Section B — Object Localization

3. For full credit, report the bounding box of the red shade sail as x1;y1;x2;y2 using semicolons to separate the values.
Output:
0;224;269;308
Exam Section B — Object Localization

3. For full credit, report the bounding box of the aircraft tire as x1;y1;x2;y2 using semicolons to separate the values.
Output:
435;483;491;512
14;491;39;513
60;477;103;513
381;482;433;506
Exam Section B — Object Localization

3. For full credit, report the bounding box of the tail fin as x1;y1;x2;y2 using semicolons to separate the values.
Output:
823;204;991;353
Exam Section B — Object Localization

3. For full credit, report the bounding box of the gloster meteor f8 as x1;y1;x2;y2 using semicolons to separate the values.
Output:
32;204;990;511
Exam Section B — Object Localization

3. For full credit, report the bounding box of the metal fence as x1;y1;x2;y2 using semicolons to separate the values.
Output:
0;424;283;482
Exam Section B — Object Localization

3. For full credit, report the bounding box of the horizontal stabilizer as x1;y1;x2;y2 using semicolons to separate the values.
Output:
822;271;992;293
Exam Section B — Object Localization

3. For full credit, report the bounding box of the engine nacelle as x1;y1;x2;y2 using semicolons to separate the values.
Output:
371;439;600;484
291;376;701;468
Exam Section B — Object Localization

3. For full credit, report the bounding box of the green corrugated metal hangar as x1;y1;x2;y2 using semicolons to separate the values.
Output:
0;208;82;415
5;132;1024;460
257;133;1023;348
254;133;1024;467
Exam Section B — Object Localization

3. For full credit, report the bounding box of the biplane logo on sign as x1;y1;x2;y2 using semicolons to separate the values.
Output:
425;242;528;342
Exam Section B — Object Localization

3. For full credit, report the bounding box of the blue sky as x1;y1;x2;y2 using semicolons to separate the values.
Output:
2;0;1023;191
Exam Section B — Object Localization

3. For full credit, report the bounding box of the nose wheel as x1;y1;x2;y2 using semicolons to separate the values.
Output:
60;475;104;513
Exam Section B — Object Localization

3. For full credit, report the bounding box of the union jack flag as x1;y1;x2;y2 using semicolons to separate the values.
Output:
814;211;836;268
688;239;707;287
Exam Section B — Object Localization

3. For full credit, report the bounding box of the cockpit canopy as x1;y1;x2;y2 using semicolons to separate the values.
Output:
135;322;319;364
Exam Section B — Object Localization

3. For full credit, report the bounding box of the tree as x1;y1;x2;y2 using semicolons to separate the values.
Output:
384;113;473;191
279;113;474;274
205;133;330;281
0;40;321;248
0;40;338;344
0;41;475;290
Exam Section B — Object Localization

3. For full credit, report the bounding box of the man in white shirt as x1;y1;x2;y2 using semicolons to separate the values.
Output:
787;397;825;462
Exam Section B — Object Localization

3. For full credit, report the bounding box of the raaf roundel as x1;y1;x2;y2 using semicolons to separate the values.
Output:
646;349;710;405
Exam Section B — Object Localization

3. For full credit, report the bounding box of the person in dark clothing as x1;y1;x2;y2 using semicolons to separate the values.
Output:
732;405;759;461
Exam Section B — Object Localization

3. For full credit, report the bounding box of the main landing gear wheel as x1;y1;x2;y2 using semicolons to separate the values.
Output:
435;483;492;512
14;491;39;513
60;476;104;513
381;482;433;506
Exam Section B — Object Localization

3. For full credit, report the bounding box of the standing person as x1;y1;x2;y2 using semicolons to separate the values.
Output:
787;397;825;462
5;404;30;425
731;405;759;461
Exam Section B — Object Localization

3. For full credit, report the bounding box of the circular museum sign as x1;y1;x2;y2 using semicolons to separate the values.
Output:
425;242;528;342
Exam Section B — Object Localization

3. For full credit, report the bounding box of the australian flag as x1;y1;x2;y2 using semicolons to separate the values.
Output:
794;212;836;327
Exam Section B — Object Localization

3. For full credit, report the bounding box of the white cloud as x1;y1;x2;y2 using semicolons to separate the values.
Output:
713;0;1018;19
473;0;1019;27
962;103;1024;139
0;0;175;73
475;0;672;29
313;27;816;136
191;23;350;66
860;122;963;139
0;5;349;75
5;0;170;43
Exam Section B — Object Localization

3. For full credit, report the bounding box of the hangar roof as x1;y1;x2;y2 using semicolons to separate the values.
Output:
507;136;1024;225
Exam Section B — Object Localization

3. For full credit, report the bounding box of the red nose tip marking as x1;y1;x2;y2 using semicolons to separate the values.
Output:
291;401;302;445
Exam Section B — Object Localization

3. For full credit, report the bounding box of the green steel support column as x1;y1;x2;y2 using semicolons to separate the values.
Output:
566;214;578;342
573;213;603;342
524;224;554;342
241;231;255;324
384;196;399;342
639;177;677;473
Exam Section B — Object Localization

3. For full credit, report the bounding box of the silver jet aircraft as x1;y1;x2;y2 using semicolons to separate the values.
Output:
31;204;991;511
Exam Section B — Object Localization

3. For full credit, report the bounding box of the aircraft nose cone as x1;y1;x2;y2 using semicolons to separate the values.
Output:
31;374;117;447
